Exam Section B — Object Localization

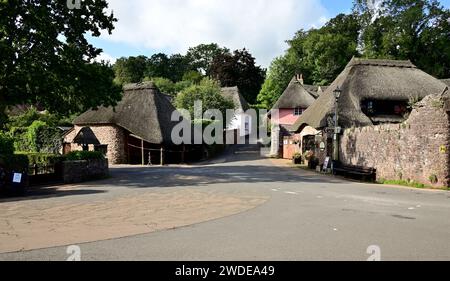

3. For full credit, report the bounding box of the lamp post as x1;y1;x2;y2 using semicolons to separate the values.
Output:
333;86;342;162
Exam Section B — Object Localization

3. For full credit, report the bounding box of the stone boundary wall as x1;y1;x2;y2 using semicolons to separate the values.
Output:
339;92;450;188
63;159;109;184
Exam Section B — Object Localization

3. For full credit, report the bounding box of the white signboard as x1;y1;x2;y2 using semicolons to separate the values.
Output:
13;173;22;183
323;157;331;170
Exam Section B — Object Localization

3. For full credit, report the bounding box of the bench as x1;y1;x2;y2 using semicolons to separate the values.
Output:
332;162;377;182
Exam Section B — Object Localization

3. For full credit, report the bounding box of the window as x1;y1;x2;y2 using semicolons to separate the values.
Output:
361;100;409;117
294;107;303;116
360;99;410;124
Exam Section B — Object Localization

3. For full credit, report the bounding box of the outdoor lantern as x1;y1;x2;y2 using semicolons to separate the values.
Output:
333;86;342;100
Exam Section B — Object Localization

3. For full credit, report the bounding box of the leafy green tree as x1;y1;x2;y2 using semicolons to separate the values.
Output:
0;131;14;155
146;53;171;79
0;0;121;127
210;49;266;104
186;43;230;75
113;56;148;84
356;0;450;78
144;77;176;96
175;78;235;122
257;14;360;109
257;56;297;109
182;70;203;84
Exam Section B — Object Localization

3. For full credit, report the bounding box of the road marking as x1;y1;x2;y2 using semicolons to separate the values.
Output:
285;191;298;195
408;207;415;210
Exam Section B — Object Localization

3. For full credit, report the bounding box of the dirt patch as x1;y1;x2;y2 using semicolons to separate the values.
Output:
0;189;268;253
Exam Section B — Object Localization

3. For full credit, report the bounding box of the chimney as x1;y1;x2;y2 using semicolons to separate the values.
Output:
296;74;304;85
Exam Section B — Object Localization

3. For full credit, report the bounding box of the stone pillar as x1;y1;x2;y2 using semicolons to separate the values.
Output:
270;124;281;157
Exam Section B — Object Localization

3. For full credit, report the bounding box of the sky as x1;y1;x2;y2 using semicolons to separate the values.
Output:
92;0;450;67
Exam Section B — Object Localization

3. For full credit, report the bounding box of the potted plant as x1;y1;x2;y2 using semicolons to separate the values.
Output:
303;150;314;167
292;153;302;165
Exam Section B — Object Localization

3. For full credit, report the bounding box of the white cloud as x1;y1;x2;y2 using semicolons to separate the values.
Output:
94;52;117;64
101;0;328;67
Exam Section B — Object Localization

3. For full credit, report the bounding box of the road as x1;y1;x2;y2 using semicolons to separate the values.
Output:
0;145;449;261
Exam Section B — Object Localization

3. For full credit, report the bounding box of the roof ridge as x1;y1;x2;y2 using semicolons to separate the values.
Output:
347;57;417;69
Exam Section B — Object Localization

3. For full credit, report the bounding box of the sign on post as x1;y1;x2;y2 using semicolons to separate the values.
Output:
13;173;22;183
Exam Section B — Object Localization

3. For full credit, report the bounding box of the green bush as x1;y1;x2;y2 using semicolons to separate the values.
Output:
0;154;29;172
18;152;64;166
65;151;105;161
0;131;14;155
293;153;302;160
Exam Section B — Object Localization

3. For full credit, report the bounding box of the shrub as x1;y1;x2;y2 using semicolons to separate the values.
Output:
292;152;303;165
18;152;64;166
0;131;14;155
293;152;302;160
429;174;438;185
65;151;105;161
0;154;29;173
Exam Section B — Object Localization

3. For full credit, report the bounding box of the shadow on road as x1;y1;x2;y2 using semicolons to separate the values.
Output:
0;144;344;202
0;188;107;203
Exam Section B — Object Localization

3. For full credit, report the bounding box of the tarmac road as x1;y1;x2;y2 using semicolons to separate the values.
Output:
1;145;449;261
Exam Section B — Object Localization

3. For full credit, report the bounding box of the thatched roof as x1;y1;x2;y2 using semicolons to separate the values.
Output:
74;82;182;144
272;76;317;110
441;79;450;87
221;86;249;111
292;58;448;130
73;127;101;145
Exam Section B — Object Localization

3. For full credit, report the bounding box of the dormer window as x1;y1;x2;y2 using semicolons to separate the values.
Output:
294;107;303;116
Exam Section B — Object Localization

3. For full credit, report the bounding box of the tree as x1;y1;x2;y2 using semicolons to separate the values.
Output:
175;78;235;123
145;53;195;82
210;49;266;105
0;0;121;126
186;43;230;75
113;56;148;85
257;56;297;109
145;53;170;79
257;14;360;109
356;0;450;78
144;77;176;96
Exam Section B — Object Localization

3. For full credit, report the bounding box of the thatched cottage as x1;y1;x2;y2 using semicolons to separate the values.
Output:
221;86;252;138
292;58;450;187
269;75;323;158
442;79;450;87
64;82;199;165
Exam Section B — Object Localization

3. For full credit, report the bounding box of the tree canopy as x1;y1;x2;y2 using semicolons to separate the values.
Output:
257;0;450;109
0;0;122;127
175;78;235;123
210;49;266;105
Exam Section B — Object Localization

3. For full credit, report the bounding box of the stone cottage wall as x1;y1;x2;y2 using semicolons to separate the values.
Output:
64;125;127;165
339;92;450;187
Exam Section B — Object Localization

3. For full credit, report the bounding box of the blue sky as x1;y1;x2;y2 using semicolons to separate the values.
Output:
93;0;450;67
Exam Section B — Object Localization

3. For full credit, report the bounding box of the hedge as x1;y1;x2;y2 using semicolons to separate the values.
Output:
65;151;105;161
18;152;65;166
0;154;29;172
0;132;14;155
